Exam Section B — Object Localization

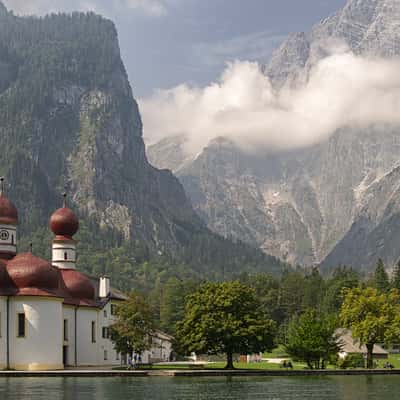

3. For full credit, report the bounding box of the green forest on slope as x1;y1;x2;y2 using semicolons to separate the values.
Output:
0;4;288;300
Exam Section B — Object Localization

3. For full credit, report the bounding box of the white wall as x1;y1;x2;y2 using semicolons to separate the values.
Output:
0;224;17;255
76;307;99;366
52;242;76;270
97;301;122;366
0;297;6;368
9;297;63;370
62;306;76;366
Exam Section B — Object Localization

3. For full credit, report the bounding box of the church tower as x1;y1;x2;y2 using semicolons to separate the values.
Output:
0;177;18;260
50;193;79;269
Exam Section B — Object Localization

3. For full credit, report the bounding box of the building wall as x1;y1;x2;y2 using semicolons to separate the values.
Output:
8;297;64;370
142;333;173;363
97;300;122;366
62;306;76;366
0;297;7;368
76;307;100;366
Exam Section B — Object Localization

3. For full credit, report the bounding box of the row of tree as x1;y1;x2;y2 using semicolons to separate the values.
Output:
111;260;400;369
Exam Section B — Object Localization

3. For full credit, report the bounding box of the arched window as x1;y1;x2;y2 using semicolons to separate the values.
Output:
64;252;67;260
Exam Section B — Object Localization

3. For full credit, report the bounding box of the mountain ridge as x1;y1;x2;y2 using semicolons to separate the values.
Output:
148;0;400;270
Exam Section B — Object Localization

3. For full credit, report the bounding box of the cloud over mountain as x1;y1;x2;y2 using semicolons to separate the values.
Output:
141;46;400;156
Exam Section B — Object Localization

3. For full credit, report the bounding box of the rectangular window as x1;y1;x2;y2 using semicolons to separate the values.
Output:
17;313;25;337
103;309;107;318
116;352;119;361
63;319;68;341
102;327;110;339
111;304;117;316
104;350;108;361
91;321;96;343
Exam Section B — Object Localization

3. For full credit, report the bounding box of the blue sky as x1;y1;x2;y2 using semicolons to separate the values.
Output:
4;0;347;96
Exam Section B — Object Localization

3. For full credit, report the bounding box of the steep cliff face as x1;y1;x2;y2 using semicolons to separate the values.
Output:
0;7;204;257
148;0;400;269
0;4;287;282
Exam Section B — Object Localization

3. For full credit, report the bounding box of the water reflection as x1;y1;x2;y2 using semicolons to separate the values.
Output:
0;376;399;400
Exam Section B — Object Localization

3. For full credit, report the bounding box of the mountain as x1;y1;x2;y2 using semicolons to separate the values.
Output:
0;4;286;288
148;0;400;270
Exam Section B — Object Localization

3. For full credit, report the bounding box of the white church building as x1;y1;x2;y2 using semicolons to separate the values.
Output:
0;183;169;370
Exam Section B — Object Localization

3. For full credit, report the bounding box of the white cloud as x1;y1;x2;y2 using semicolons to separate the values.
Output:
140;49;400;156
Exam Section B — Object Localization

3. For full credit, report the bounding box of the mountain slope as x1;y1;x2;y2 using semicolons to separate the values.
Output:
0;4;286;283
148;0;400;269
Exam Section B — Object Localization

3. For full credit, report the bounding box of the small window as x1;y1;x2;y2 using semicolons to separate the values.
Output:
91;321;96;343
116;352;119;361
104;350;108;361
11;235;14;245
17;313;25;337
104;309;107;318
102;327;110;339
111;304;117;315
64;252;67;260
64;319;68;341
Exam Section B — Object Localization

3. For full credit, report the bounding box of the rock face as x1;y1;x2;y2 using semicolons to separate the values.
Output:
148;0;400;270
0;7;205;256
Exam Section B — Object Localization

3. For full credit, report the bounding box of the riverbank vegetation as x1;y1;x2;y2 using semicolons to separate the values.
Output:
112;259;400;369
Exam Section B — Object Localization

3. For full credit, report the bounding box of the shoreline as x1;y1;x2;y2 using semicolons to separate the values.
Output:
1;369;400;377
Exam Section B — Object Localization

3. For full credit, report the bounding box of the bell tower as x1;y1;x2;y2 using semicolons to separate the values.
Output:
0;177;18;260
50;193;79;269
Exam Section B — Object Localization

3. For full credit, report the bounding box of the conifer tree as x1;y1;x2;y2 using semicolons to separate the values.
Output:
372;258;390;292
392;260;400;290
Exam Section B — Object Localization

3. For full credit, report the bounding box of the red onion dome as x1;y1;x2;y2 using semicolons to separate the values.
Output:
50;206;79;239
7;253;60;292
0;260;13;295
60;269;95;300
0;193;18;225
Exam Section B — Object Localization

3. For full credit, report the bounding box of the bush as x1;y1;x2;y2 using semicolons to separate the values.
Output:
336;353;365;369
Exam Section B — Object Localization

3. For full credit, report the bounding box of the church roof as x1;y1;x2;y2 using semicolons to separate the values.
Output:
0;193;18;225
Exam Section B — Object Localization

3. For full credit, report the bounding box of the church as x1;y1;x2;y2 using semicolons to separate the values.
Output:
0;182;128;370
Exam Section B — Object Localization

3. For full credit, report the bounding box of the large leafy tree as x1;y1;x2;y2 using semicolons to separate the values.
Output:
340;287;400;368
285;309;340;369
176;281;276;369
110;292;155;356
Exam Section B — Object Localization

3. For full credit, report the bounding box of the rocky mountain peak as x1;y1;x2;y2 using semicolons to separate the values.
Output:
149;0;400;270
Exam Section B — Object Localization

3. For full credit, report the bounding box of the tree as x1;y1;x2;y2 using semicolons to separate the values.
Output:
372;259;390;292
176;281;276;369
340;287;400;368
110;291;154;357
392;260;400;290
321;266;359;315
285;309;340;369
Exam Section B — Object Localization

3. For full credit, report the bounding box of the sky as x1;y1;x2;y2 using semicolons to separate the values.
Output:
3;0;347;96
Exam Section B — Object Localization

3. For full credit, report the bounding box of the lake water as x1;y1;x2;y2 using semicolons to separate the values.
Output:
0;376;399;399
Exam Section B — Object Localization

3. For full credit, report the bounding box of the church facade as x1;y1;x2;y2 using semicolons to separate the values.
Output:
0;186;127;370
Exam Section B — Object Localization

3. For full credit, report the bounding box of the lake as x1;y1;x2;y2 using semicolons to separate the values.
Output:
0;375;398;399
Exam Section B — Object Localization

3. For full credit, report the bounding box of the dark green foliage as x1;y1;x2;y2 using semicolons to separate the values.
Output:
110;291;154;356
392;260;400;290
176;281;276;368
321;266;359;314
285;310;340;369
336;353;364;369
372;258;390;292
0;5;287;296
